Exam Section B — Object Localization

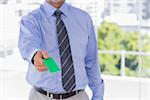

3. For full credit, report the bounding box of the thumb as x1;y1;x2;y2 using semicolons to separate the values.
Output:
41;50;49;59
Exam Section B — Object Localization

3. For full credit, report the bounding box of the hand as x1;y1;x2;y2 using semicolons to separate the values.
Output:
33;50;49;72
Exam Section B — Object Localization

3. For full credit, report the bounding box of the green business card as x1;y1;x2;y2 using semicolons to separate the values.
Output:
43;58;60;73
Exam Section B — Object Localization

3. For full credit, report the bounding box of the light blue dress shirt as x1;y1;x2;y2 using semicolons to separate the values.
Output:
18;1;104;100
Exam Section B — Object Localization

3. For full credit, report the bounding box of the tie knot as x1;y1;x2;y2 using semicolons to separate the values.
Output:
54;10;62;18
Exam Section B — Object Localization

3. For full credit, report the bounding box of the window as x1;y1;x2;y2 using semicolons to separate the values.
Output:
0;0;150;100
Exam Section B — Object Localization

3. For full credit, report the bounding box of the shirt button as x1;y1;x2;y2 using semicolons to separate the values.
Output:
57;58;60;62
59;78;61;81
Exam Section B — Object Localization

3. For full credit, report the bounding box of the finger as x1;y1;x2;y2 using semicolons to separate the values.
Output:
34;58;44;66
36;65;47;72
41;50;49;59
36;65;47;69
37;68;47;72
35;51;43;58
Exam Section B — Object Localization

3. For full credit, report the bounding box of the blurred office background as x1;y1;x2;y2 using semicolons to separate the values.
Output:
0;0;150;100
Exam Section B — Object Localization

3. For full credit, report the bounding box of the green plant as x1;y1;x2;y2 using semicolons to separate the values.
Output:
97;21;150;77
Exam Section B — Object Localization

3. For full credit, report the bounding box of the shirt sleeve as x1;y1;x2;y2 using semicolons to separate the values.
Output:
18;16;41;64
85;15;104;100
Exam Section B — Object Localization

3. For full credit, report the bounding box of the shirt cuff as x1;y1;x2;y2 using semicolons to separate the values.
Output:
92;96;103;100
91;79;104;100
27;48;41;64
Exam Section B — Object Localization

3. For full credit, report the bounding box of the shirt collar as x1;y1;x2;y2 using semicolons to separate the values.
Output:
42;1;69;19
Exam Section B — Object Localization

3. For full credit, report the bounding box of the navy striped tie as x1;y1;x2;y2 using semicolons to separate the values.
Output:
54;10;76;92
